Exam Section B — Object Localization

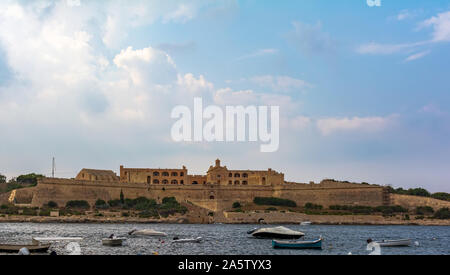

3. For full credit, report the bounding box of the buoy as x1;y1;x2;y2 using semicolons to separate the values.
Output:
414;241;419;246
18;247;30;255
348;252;352;255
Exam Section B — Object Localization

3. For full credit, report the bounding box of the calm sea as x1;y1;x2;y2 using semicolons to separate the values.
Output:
0;223;448;255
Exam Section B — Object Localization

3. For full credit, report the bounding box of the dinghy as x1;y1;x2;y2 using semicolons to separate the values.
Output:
128;229;167;237
172;237;203;244
374;239;412;247
250;226;304;239
272;238;323;250
0;243;51;253
102;238;125;247
300;221;312;226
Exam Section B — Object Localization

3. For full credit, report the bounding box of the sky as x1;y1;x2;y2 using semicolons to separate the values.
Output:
0;0;449;192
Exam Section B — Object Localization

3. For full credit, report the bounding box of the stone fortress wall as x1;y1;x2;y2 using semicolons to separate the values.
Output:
3;159;393;212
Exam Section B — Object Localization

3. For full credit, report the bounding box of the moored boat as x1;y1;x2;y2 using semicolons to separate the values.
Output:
250;226;304;239
102;238;125;247
374;239;412;247
128;229;167;237
272;238;323;250
0;243;51;253
172;237;203;244
300;221;312;226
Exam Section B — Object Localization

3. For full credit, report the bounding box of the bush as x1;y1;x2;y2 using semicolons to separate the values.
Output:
1;204;9;210
162;197;178;204
16;173;44;185
66;200;90;209
266;207;277;211
415;206;434;215
121;212;130;217
253;197;297;207
46;201;58;208
232;202;241;209
139;209;159;219
431;193;450;202
95;199;109;209
0;174;6;184
304;203;323;210
108;199;122;208
415;215;425;220
433;208;450;219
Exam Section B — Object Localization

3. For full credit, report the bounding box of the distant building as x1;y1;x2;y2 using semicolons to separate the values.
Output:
118;159;284;186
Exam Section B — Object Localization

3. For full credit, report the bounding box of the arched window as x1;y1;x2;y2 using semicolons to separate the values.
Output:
192;181;198;185
162;179;169;184
180;172;184;176
234;173;240;178
180;180;184;185
243;173;248;178
162;172;169;177
229;173;233;177
171;179;178;184
171;172;178;177
229;181;232;185
242;181;248;185
147;176;151;184
234;180;240;185
262;177;266;185
153;179;160;184
210;195;215;200
153;172;160;176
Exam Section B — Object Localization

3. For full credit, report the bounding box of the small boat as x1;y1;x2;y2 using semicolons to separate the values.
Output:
374;239;412;247
272;238;323;250
300;221;312;226
250;226;304;239
0;243;51;253
32;237;83;245
102;238;125;247
128;229;167;237
172;237;203;244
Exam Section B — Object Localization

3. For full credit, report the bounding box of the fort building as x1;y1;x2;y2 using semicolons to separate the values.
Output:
1;159;392;213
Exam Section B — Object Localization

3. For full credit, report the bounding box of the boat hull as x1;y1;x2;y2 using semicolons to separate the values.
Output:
253;232;303;239
0;244;51;253
376;239;411;247
272;239;323;250
102;239;125;247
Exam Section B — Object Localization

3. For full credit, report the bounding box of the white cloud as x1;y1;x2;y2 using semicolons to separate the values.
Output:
163;4;196;23
177;73;214;95
113;46;177;86
356;41;425;55
404;50;431;62
250;75;312;93
420;11;450;42
317;115;397;136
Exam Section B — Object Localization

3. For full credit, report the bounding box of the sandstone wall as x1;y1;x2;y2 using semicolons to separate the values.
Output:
25;178;387;212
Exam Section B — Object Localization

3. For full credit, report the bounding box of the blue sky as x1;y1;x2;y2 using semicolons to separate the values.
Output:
0;0;449;192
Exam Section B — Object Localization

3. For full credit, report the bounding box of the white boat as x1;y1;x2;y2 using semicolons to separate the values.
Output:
300;221;312;226
102;238;125;247
374;239;412;247
128;229;167;237
172;237;203;244
32;237;83;245
249;226;305;239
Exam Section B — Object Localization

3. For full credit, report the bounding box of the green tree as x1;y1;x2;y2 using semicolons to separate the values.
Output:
120;190;124;204
431;192;450;202
16;173;44;185
0;174;6;184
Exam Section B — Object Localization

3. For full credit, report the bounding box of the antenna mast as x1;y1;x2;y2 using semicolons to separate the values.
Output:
52;157;55;178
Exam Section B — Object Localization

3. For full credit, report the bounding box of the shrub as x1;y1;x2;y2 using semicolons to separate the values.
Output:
0;174;6;184
415;206;434;215
266;207;277;211
431;192;450;202
232;202;241;209
139;209;159;219
66;200;90;209
415;215;425;220
46;201;58;208
95;199;109;209
433;208;450;219
108;199;122;208
253;197;297;207
121;212;130;217
304;203;323;210
1;204;9;209
16;173;44;185
162;197;178;204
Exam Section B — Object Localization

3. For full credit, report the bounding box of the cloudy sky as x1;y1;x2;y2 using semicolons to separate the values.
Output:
0;0;449;192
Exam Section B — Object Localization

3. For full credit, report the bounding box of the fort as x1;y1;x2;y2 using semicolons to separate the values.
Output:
3;159;390;213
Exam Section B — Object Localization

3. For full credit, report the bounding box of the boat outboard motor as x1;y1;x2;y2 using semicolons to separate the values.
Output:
366;238;373;244
128;229;137;235
18;247;30;255
173;237;180;240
